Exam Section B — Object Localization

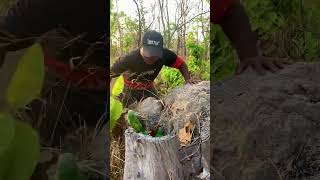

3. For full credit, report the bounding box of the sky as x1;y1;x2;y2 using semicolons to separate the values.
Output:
114;0;210;40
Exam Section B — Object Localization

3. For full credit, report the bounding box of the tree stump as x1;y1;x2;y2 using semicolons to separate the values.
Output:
123;128;184;180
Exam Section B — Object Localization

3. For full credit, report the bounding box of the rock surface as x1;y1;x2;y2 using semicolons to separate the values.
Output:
212;63;320;180
135;97;163;130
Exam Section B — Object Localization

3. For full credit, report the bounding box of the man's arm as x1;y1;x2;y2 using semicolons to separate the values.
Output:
178;62;195;84
110;56;130;80
219;1;258;61
168;55;197;84
212;0;290;74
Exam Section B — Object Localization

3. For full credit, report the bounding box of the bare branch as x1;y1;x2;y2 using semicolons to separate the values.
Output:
133;0;142;46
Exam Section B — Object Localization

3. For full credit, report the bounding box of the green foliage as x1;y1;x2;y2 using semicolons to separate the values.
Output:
110;96;123;131
244;0;285;34
0;43;44;180
0;113;15;155
56;153;87;180
110;75;124;131
187;57;201;73
186;32;208;60
211;25;238;80
243;0;320;61
112;75;124;96
212;0;320;80
6;44;44;109
186;57;210;81
159;67;184;90
110;7;139;57
185;32;210;81
0;115;40;180
187;43;205;61
156;31;210;95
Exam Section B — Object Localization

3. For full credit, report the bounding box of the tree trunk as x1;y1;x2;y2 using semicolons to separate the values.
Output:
133;0;142;46
123;128;184;180
115;0;123;55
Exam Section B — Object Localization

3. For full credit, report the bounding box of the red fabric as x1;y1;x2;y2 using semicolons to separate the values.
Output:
44;54;107;90
124;78;154;90
171;56;184;69
211;0;233;24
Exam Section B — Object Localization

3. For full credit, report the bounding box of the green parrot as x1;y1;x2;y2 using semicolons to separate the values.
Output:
127;110;148;135
55;153;87;180
155;127;165;137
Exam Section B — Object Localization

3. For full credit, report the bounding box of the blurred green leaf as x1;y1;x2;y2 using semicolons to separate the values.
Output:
56;153;87;180
112;75;124;97
0;118;40;180
110;96;123;131
0;113;14;156
6;43;44;109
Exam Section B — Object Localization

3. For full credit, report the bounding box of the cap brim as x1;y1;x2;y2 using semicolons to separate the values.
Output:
142;45;163;58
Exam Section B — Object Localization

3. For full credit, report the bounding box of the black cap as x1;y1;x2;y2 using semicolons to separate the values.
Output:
141;30;163;58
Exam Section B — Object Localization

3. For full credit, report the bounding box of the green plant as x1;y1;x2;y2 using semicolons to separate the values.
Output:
211;25;238;80
243;0;320;61
160;67;184;90
187;43;205;61
0;43;43;180
211;0;320;81
55;153;87;180
110;75;124;131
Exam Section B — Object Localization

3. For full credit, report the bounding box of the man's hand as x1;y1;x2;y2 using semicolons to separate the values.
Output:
185;79;200;85
237;56;291;75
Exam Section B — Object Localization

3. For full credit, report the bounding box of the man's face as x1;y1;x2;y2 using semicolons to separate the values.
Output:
140;47;160;64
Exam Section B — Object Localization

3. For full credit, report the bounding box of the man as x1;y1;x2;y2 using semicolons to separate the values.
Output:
212;0;290;75
110;30;197;107
0;0;107;145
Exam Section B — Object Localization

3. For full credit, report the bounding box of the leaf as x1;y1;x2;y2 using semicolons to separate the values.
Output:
0;113;15;155
110;96;123;131
0;113;15;179
112;75;124;97
178;122;194;147
0;120;40;180
56;153;87;180
6;43;44;109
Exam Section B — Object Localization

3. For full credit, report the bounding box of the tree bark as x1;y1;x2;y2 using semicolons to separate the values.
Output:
133;0;142;46
115;0;123;55
123;128;184;180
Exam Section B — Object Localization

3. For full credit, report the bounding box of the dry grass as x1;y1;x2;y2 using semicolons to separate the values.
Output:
17;94;109;179
110;113;127;180
111;136;125;180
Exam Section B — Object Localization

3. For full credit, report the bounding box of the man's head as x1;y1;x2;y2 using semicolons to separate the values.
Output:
140;30;163;64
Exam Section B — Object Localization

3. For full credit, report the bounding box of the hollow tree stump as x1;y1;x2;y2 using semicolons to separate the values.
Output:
123;128;184;180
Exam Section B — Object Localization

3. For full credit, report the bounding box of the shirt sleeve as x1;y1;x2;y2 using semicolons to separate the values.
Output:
110;55;132;78
163;49;184;69
211;0;233;24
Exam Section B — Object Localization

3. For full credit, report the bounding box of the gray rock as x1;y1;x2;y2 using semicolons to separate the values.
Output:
212;62;320;180
136;97;163;130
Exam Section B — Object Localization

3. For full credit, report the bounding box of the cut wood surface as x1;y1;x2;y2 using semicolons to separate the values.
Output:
123;128;184;180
